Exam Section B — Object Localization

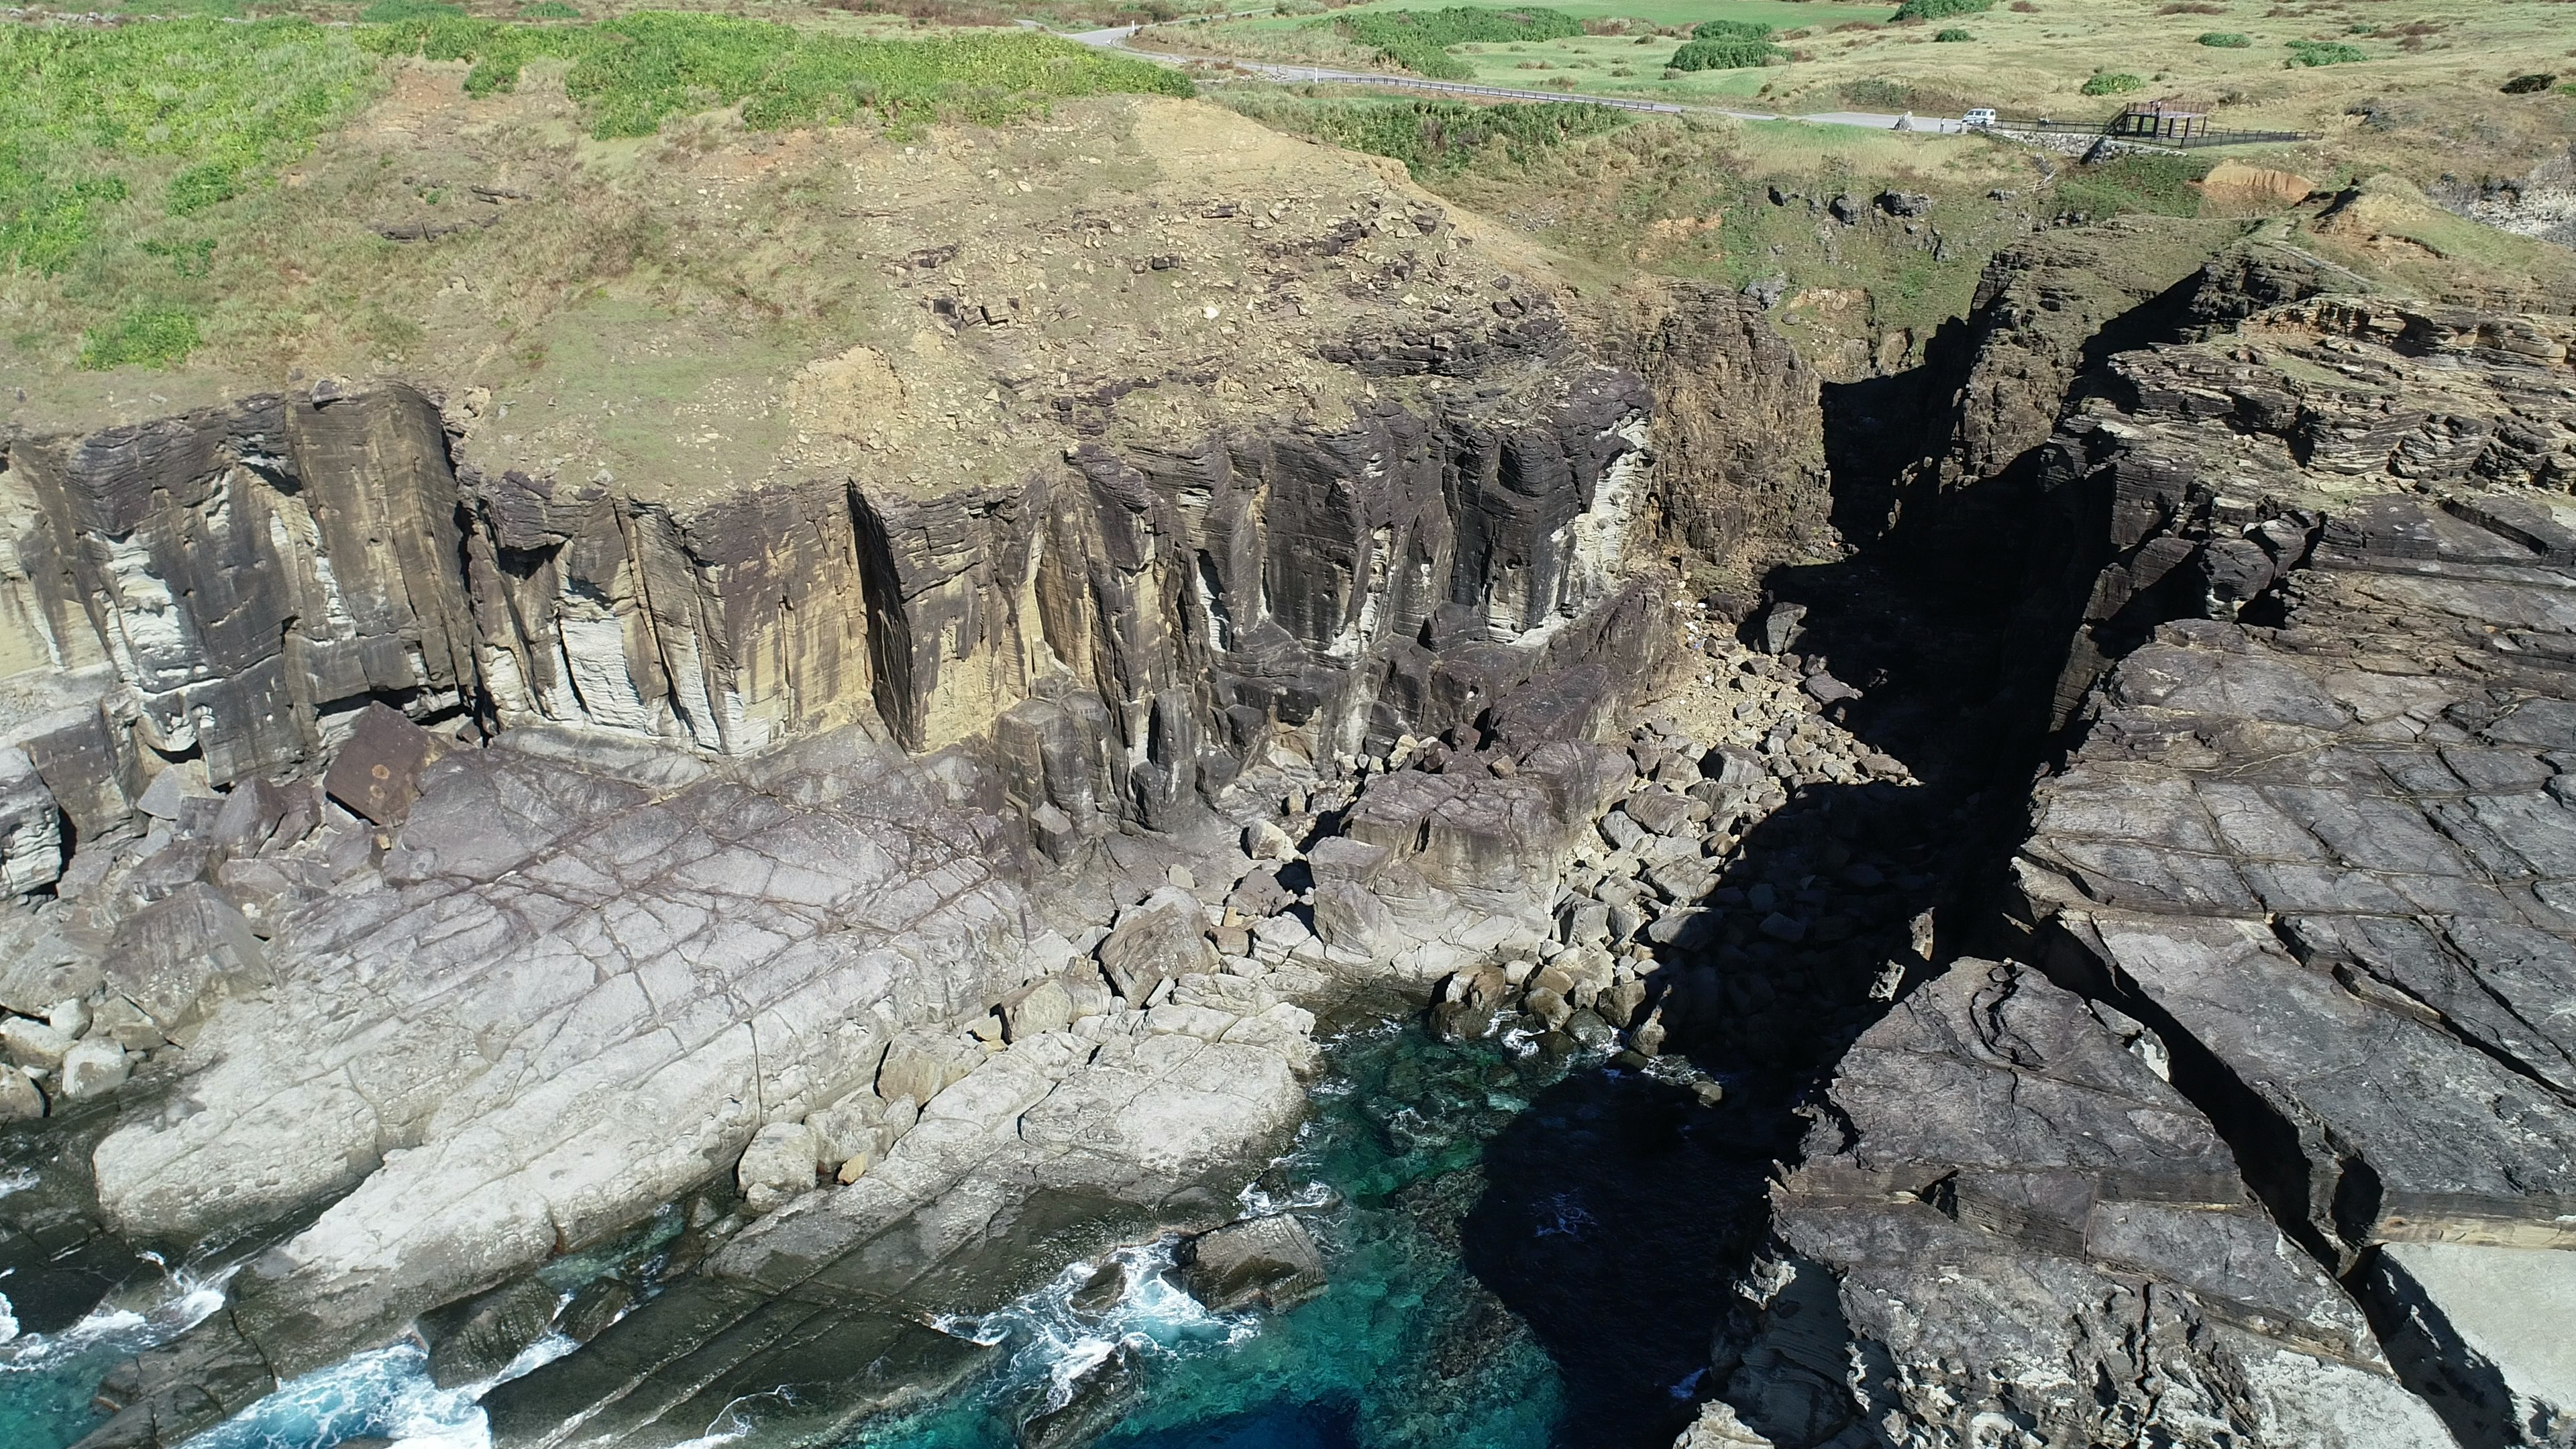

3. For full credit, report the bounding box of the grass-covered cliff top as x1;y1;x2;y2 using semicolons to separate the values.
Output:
1;10;1594;513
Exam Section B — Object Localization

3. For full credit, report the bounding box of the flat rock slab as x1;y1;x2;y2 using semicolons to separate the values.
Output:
2370;1243;2576;1449
1741;959;2449;1448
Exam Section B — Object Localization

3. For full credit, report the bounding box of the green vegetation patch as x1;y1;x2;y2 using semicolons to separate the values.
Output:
1213;91;1626;176
1933;27;1973;41
1890;0;1990;20
2286;39;2366;66
2080;71;2145;95
518;0;582;15
360;13;1193;135
2501;72;2557;95
78;307;201;370
2197;32;2250;48
1334;7;1584;80
0;18;376;274
2055;153;2204;219
1690;19;1774;42
1668;37;1785;70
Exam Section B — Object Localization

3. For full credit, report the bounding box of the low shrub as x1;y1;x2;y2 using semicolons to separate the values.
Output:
78;307;200;370
1690;18;1773;42
1934;27;1973;40
1212;93;1626;175
2502;72;2558;95
2198;31;2250;48
2080;71;2145;94
1890;0;1989;18
1668;37;1785;70
2286;39;2365;66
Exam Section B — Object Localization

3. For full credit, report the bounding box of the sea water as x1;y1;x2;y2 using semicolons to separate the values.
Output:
4;1021;1756;1449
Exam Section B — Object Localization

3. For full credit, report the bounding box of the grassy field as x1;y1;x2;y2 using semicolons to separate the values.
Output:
1160;0;2576;184
0;13;1186;376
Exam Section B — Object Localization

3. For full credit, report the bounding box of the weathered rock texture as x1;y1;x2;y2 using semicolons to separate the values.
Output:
1735;959;2455;1449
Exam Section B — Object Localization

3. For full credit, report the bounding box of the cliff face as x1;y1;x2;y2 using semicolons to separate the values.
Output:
1709;227;2576;1449
0;359;1676;863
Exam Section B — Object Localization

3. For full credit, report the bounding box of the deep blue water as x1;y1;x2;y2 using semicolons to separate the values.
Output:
3;1022;1760;1449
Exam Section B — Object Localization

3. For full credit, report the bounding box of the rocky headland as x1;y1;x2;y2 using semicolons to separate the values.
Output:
4;91;2575;1449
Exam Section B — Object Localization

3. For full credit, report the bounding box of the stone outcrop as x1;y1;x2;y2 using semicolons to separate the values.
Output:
1733;959;2455;1449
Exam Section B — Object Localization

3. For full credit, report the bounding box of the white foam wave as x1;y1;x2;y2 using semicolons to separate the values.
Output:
180;1329;578;1449
0;1257;230;1373
930;1237;1257;1416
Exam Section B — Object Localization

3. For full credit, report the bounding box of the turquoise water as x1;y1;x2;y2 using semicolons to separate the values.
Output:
3;1021;1762;1449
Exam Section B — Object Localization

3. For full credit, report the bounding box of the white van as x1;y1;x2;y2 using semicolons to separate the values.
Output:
1963;107;1999;127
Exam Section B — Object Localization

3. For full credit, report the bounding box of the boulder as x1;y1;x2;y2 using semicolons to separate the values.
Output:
1;1015;73;1071
737;1122;823;1214
0;1066;43;1120
101;883;269;1044
1179;1214;1325;1313
1000;978;1075;1042
1096;888;1216;1002
58;1038;130;1100
322;703;440;826
878;1031;984;1114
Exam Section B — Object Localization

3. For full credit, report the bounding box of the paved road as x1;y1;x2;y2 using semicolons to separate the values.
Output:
1062;24;1978;132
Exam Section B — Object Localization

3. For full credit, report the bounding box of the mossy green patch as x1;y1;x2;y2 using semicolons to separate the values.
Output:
2080;71;2145;95
78;307;201;370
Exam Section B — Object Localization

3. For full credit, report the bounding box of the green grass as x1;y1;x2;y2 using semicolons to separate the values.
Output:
78;307;201;370
360;13;1192;136
2196;32;2249;48
2055;153;2204;219
2286;39;2366;66
1336;6;1584;80
519;0;582;14
1216;91;1627;173
2080;71;2144;95
0;19;376;274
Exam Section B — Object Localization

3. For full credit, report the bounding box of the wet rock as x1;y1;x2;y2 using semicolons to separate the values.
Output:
421;1275;561;1388
1068;1258;1127;1315
1180;1214;1326;1313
